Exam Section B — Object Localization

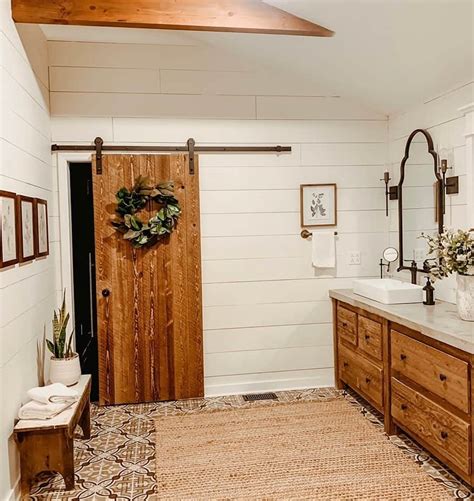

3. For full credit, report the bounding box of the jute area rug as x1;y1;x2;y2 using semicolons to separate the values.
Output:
155;398;451;500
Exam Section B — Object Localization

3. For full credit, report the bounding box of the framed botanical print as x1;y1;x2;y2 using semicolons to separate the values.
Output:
0;190;19;268
34;198;49;257
17;195;35;262
300;184;337;228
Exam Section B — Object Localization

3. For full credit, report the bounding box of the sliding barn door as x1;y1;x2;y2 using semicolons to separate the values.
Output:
92;154;203;405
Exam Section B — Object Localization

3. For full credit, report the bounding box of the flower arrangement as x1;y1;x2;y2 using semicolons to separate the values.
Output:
421;229;474;279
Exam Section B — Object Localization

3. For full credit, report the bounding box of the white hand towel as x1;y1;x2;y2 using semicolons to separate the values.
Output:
18;400;73;420
27;383;78;404
312;231;336;268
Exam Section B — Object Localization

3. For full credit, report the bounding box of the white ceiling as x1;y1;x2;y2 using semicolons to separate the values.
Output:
40;0;474;115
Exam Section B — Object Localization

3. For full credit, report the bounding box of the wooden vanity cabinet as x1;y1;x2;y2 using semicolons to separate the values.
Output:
332;298;474;486
334;302;386;414
390;323;472;482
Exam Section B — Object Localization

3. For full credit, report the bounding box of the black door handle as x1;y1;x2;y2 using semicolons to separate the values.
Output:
102;288;110;297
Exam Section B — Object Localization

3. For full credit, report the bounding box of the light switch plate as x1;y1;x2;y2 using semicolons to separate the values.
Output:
349;252;361;265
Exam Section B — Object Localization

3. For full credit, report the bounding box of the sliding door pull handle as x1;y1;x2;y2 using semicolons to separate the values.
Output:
88;252;95;338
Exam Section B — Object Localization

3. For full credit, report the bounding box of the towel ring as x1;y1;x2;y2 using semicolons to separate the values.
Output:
301;229;338;239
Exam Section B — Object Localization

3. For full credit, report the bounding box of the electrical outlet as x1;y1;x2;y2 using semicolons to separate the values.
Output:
349;251;361;265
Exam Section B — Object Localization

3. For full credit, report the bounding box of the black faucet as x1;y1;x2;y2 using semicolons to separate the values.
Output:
423;258;437;273
408;260;418;284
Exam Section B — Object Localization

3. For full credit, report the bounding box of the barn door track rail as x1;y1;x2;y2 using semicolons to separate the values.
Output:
51;137;292;175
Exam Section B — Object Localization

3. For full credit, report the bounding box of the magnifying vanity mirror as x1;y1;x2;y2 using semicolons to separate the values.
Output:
397;129;444;283
379;247;399;278
383;247;399;263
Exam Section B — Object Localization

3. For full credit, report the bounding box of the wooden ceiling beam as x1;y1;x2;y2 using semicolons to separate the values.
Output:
11;0;334;37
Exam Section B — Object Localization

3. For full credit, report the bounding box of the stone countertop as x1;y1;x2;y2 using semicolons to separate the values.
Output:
329;289;474;354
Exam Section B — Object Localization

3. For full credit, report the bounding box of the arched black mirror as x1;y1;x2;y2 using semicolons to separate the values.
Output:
397;129;443;280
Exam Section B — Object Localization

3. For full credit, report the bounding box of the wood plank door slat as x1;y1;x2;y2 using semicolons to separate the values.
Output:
92;154;204;405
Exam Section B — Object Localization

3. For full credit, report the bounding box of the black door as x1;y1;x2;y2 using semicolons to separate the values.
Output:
70;162;98;401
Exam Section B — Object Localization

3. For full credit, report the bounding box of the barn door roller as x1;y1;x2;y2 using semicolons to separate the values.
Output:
94;137;104;175
187;138;195;175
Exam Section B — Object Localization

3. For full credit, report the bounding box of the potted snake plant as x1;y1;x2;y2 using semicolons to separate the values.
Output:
46;293;81;385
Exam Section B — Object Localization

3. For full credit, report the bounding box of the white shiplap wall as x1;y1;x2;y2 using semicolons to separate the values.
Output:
0;16;54;501
49;40;390;397
388;82;473;302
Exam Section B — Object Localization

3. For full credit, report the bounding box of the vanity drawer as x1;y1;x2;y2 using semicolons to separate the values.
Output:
392;378;471;475
391;330;469;414
339;344;383;410
358;315;382;361
337;304;357;345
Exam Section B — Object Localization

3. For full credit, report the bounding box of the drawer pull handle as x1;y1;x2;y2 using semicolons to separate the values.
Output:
365;377;371;384
342;321;348;328
400;354;407;361
440;431;448;440
401;404;408;411
365;335;370;341
439;374;447;382
343;361;349;368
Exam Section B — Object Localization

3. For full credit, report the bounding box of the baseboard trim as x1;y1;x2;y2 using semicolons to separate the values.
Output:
204;375;334;398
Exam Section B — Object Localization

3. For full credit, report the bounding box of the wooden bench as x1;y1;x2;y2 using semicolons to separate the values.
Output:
14;375;91;498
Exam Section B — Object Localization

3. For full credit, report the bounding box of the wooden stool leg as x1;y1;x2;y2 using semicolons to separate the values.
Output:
78;400;91;439
59;431;75;490
20;468;34;499
18;434;43;499
18;431;76;494
17;431;75;497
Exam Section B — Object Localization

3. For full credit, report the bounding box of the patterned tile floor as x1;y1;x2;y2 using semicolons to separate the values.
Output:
29;388;473;500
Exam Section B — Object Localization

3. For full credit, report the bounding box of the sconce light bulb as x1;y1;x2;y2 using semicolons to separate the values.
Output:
440;159;448;174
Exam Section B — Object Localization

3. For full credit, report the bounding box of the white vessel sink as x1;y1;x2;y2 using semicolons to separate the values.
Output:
353;279;423;305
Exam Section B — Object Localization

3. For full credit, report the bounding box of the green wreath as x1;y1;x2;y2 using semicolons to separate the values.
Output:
112;176;181;248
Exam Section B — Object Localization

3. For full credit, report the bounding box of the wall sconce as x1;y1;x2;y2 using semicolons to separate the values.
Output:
380;170;391;216
439;155;459;214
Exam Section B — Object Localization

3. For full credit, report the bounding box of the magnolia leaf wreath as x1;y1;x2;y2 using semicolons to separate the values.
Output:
112;175;181;248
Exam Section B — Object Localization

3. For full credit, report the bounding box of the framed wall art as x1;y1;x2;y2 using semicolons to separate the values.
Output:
0;190;19;268
17;195;35;262
34;198;49;257
300;183;337;228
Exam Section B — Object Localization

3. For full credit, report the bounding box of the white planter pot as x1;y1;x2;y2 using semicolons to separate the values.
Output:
49;353;81;386
456;273;474;321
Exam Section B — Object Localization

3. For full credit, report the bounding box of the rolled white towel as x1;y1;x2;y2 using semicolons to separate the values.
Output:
27;383;78;404
18;400;73;420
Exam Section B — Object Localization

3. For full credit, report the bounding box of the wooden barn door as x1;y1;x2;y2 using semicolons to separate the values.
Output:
92;154;203;405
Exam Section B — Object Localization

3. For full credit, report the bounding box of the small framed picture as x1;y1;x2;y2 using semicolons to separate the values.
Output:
0;190;19;268
34;198;49;257
17;195;35;262
300;184;337;228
